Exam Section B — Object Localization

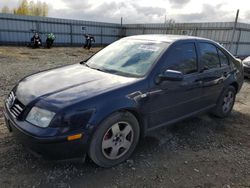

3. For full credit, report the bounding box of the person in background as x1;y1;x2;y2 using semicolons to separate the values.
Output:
84;34;95;49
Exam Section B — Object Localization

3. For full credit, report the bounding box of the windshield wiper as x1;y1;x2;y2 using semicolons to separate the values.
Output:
83;63;107;73
83;64;137;77
79;60;88;65
101;68;119;74
83;63;90;67
92;67;106;72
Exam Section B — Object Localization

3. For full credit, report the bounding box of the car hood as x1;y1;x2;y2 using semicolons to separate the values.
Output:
15;64;138;106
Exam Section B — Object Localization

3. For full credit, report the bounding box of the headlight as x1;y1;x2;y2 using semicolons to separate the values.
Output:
243;61;250;66
26;107;56;128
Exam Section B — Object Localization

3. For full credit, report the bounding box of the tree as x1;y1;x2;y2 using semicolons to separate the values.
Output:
29;1;36;16
15;0;29;15
33;1;42;16
42;2;48;17
1;6;10;13
10;0;49;17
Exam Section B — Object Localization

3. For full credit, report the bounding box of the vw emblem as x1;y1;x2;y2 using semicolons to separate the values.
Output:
6;92;16;108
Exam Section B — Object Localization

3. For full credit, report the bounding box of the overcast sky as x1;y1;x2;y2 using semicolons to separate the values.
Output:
1;0;250;23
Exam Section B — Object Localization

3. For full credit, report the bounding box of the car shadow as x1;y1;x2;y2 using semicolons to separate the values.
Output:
243;77;250;82
135;109;250;155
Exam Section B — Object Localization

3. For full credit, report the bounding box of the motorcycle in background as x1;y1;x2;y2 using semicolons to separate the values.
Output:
46;33;56;48
84;34;95;50
30;32;42;48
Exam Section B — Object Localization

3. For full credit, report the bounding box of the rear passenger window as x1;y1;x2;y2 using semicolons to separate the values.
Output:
199;43;220;69
218;49;229;67
165;43;198;74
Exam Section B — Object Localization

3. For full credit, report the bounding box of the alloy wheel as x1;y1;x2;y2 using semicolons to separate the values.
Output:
102;122;134;160
222;91;234;113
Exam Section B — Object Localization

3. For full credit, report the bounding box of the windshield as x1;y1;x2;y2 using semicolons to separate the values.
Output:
86;38;169;77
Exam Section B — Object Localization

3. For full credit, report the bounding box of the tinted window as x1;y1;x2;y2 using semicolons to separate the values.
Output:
165;43;198;74
199;43;220;69
218;48;229;67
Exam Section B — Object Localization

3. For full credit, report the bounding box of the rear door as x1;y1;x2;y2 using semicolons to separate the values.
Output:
196;42;230;108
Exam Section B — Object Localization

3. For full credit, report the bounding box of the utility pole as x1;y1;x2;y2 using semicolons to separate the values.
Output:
229;9;239;53
120;17;123;27
120;17;123;38
165;14;168;34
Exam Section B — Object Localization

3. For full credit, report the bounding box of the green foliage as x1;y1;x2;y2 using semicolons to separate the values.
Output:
1;0;49;17
15;0;29;15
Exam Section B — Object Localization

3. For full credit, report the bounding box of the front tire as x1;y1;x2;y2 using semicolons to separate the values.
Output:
88;112;140;167
212;86;236;118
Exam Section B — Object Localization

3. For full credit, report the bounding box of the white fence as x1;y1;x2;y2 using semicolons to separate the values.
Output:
124;22;250;56
1;13;250;56
0;13;121;46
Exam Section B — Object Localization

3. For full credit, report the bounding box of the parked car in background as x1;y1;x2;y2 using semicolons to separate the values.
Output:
242;56;250;78
3;35;244;167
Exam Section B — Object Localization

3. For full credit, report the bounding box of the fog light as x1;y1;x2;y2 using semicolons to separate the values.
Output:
67;133;82;141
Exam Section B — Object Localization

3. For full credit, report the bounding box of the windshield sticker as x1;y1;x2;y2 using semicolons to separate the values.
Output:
138;45;160;52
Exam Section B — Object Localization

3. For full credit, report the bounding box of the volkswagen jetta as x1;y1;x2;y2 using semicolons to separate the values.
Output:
3;35;244;167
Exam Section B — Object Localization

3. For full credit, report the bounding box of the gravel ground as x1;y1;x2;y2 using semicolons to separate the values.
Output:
0;47;250;188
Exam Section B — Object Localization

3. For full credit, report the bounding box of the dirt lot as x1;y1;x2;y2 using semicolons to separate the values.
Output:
0;47;250;188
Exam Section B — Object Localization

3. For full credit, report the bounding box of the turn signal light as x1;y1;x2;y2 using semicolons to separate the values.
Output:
67;133;82;141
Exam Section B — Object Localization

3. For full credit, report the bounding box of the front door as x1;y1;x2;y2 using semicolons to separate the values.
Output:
144;42;204;129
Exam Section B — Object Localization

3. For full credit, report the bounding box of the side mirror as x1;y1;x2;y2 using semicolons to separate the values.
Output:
158;70;184;82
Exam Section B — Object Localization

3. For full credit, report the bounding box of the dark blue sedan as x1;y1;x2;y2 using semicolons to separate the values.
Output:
3;35;244;167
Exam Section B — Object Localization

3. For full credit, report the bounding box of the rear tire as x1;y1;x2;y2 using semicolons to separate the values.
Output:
88;112;140;168
212;86;236;118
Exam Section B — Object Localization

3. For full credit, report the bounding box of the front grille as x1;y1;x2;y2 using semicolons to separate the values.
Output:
6;91;25;119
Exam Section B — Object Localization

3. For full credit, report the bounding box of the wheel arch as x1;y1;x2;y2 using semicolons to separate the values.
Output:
229;82;239;93
118;108;146;138
87;97;147;139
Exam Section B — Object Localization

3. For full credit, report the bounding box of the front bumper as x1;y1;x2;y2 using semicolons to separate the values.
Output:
3;106;89;160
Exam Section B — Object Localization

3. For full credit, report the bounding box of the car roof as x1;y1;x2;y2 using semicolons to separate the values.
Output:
125;34;213;43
